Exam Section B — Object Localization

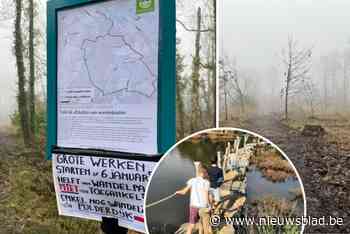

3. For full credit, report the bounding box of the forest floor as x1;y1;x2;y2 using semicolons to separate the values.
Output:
221;115;350;233
0;128;102;234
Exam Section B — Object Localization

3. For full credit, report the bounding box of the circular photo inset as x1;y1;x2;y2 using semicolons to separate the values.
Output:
145;128;306;234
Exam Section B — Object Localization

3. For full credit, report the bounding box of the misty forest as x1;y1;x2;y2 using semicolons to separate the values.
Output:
0;0;106;233
220;37;350;125
219;1;350;233
176;0;216;139
0;0;216;233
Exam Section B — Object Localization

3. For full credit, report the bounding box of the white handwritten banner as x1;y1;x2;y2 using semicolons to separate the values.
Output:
52;153;157;232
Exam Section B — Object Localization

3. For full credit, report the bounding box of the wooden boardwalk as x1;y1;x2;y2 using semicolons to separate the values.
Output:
176;136;263;234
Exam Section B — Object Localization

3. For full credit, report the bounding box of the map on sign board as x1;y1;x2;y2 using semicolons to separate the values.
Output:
56;0;159;154
52;152;156;232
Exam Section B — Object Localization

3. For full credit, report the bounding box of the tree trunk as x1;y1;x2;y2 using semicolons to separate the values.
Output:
212;0;216;127
234;79;245;116
28;0;36;137
284;62;291;120
14;0;31;146
190;7;202;132
323;70;328;113
284;39;293;121
205;38;213;127
285;79;289;120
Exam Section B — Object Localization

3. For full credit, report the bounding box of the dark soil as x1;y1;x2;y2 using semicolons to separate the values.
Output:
222;116;350;233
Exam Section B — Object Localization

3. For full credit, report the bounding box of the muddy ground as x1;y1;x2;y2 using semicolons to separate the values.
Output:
221;116;350;233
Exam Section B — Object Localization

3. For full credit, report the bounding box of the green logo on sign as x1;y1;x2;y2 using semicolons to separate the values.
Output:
136;0;155;14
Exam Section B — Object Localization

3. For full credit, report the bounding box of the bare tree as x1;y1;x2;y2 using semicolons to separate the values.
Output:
211;0;216;126
230;70;245;116
220;57;249;120
202;0;216;127
190;7;202;131
176;0;215;132
14;0;31;146
302;80;318;118
281;37;312;120
219;59;229;120
28;0;36;135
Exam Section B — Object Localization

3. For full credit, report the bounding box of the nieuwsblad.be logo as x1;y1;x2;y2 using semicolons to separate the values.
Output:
136;0;155;14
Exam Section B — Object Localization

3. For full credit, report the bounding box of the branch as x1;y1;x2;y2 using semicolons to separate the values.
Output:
176;19;214;33
291;68;311;80
292;50;312;67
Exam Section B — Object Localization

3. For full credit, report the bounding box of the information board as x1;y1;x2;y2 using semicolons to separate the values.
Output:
56;0;159;154
52;152;157;232
47;0;175;231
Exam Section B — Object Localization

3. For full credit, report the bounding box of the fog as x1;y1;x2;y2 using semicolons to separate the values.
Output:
0;20;16;126
0;0;45;126
220;0;350;66
0;0;208;127
220;0;350;118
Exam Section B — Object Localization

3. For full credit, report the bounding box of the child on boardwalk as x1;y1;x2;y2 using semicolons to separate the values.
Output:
175;165;210;234
207;159;223;205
